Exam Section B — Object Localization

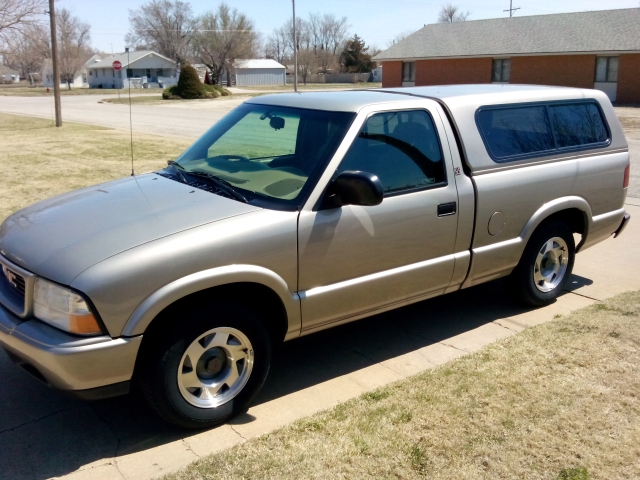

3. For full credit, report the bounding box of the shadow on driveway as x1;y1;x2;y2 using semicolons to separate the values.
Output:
0;277;585;479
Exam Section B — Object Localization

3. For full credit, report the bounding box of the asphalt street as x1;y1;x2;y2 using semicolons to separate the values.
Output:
0;93;247;139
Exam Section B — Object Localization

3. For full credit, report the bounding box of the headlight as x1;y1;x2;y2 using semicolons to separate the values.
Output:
33;278;103;336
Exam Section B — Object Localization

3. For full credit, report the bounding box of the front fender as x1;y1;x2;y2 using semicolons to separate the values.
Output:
121;265;301;338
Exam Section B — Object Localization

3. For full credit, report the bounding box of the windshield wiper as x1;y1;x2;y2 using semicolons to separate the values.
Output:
185;170;248;203
169;163;190;185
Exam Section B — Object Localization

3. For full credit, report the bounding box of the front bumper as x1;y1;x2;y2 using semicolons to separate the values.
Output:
0;304;142;398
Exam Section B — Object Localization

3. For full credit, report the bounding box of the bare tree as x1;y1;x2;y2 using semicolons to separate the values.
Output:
126;0;196;63
56;8;91;89
3;23;49;78
265;26;288;64
0;0;46;48
192;3;259;85
309;13;349;73
386;29;414;48
268;13;348;75
297;47;315;84
438;3;470;23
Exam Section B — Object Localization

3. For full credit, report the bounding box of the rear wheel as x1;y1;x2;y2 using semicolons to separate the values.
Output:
511;222;575;306
138;303;271;429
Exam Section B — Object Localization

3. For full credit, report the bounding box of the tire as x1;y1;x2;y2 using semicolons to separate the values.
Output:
510;222;575;307
138;303;271;429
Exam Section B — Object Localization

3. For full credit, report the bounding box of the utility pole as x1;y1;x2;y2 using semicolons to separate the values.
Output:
292;0;298;92
504;0;520;17
48;0;62;126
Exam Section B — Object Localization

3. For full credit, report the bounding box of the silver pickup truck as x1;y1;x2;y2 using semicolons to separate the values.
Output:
0;85;630;428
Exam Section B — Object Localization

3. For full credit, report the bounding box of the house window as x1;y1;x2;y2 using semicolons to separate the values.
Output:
595;57;619;83
89;70;92;76
492;58;510;83
126;69;133;78
145;69;151;78
402;62;416;82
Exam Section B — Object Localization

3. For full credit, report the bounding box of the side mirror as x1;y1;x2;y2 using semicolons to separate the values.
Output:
320;170;383;209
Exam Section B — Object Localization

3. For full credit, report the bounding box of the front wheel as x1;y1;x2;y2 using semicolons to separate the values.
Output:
138;304;271;429
510;222;575;306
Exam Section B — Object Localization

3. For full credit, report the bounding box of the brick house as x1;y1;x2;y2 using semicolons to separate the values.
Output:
374;8;640;103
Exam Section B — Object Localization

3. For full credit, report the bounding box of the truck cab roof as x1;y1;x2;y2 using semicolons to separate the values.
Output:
245;84;601;113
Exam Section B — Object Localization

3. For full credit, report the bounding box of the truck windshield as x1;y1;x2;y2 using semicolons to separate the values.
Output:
170;103;355;211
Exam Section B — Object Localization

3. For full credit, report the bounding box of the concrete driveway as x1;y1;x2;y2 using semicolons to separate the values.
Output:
0;201;637;480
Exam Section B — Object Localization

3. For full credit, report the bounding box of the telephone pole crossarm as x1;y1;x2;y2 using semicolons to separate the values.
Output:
503;0;521;17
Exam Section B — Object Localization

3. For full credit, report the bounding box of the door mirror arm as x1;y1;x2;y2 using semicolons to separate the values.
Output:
319;171;384;210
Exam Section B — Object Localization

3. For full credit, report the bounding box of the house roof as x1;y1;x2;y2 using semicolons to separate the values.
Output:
42;53;101;73
235;59;285;69
88;50;175;69
375;8;640;61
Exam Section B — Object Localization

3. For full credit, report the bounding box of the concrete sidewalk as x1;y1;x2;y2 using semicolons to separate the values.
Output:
1;200;637;480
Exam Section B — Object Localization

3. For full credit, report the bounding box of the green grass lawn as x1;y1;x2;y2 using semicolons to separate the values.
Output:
166;292;640;480
0;113;191;221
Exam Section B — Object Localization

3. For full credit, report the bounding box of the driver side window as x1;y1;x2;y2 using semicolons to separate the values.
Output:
337;110;446;196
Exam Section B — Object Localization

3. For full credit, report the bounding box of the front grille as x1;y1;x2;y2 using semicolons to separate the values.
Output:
2;265;25;298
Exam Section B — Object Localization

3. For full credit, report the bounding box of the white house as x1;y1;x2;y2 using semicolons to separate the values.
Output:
87;50;177;89
42;54;101;88
223;59;286;86
0;65;20;83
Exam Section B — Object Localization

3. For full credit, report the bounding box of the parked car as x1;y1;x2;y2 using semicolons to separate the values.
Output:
0;85;630;428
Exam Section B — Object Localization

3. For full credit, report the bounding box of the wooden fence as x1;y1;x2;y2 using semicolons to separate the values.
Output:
286;73;372;84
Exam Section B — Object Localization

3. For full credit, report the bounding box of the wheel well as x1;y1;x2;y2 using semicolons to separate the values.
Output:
142;282;289;346
538;208;586;236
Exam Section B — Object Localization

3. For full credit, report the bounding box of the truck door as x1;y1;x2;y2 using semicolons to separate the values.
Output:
298;104;460;332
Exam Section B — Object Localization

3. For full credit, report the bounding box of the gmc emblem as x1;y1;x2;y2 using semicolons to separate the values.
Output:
2;265;18;289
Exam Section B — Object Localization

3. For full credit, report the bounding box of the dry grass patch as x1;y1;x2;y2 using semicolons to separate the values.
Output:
0;86;158;96
167;292;640;480
100;95;165;105
0;113;191;220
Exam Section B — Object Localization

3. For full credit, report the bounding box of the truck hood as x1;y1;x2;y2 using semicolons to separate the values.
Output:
0;174;260;285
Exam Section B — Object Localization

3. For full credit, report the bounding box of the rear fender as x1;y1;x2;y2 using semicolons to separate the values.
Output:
462;196;594;288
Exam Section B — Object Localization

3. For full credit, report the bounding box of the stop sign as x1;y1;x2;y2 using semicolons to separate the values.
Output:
112;60;122;71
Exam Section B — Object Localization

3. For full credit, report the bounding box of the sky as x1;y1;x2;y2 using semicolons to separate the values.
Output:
57;0;640;54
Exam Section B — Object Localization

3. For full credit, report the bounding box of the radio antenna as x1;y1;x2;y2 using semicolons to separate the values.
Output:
126;47;134;176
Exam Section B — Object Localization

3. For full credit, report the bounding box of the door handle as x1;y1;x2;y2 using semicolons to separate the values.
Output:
437;202;457;217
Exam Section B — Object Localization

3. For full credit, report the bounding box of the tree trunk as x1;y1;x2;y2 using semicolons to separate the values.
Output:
226;67;231;87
